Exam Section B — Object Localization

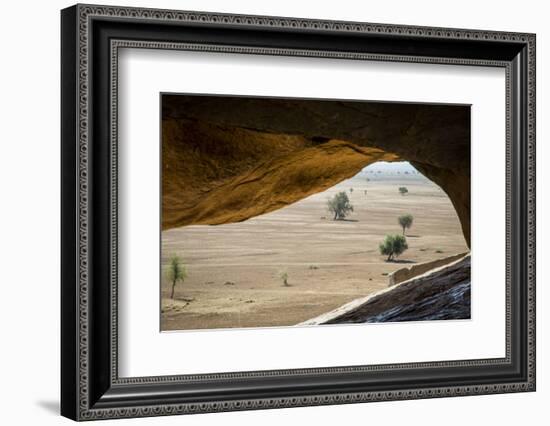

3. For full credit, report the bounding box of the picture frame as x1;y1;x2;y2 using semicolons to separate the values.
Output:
61;3;536;421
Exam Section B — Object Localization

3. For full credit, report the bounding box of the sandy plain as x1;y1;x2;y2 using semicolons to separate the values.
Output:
161;169;469;331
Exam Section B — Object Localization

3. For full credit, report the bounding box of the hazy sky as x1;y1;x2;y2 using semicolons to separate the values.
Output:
361;161;419;174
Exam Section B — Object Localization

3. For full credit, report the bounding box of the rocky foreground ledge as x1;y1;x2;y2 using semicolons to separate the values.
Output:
300;254;471;325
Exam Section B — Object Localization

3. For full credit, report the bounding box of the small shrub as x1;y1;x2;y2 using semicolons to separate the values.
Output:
166;255;187;299
398;186;409;196
279;271;290;287
398;214;414;236
327;191;354;220
379;234;408;261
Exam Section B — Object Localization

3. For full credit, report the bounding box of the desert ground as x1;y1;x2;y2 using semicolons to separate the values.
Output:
161;163;469;331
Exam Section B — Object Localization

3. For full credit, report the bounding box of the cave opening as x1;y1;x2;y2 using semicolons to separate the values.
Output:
160;94;471;330
162;95;471;247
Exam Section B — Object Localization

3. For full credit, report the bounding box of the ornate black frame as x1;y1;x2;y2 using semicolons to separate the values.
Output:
61;4;536;421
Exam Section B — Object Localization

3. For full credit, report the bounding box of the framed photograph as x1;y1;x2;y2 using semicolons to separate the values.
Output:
61;4;536;421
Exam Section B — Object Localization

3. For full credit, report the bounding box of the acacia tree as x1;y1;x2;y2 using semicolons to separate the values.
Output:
398;214;414;236
379;235;408;261
167;255;187;299
398;186;409;196
327;191;354;220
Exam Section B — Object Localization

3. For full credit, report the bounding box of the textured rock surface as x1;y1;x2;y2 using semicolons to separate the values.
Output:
300;255;471;325
388;252;469;286
162;95;470;246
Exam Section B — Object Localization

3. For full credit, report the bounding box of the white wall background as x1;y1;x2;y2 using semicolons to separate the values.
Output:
0;0;546;424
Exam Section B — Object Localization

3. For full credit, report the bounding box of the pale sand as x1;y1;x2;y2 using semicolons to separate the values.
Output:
161;173;469;331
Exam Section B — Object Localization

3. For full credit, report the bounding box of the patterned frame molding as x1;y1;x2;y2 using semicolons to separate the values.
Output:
61;3;536;421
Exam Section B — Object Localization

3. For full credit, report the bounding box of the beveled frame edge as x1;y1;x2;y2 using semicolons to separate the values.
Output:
61;3;536;421
110;41;511;386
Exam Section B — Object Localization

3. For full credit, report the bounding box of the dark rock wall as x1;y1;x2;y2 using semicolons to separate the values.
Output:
301;255;471;325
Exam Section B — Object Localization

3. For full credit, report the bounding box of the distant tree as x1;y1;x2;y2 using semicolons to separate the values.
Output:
398;214;414;236
379;235;408;261
279;271;289;287
167;255;187;299
349;187;354;194
327;191;354;220
398;186;409;196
